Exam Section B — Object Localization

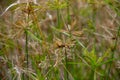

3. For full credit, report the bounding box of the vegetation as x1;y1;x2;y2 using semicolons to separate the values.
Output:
0;0;120;80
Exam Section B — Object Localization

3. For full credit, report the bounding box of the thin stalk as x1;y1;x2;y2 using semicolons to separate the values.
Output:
94;69;96;80
66;0;70;24
57;8;61;29
89;69;95;80
25;29;29;80
66;0;71;35
25;29;29;69
92;5;96;32
65;47;68;80
24;3;30;80
24;29;29;80
64;0;71;80
106;25;120;80
56;0;61;29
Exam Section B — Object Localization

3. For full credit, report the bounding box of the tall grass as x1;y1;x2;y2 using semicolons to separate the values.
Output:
0;0;120;80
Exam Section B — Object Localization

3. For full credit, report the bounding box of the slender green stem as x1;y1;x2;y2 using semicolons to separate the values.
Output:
66;0;71;35
63;1;71;80
56;0;60;29
24;28;29;80
24;3;31;80
94;69;96;80
57;8;61;29
106;25;120;80
66;0;70;24
65;47;68;80
25;30;29;69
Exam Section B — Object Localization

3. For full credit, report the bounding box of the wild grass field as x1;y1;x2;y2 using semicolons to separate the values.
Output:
0;0;120;80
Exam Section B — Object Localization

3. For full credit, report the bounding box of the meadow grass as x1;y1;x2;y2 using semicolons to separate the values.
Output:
0;0;120;80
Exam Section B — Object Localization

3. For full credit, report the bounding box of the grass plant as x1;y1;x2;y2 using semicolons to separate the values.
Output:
0;0;120;80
